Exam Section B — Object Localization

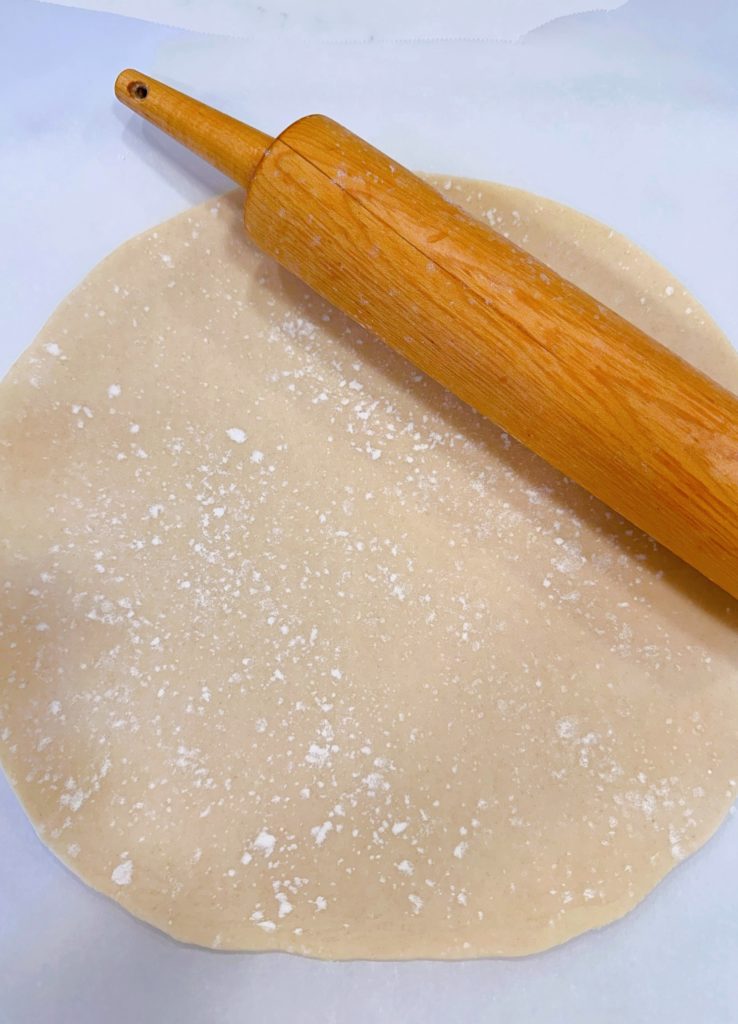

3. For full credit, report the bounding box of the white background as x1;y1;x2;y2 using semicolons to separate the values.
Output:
1;1;737;1021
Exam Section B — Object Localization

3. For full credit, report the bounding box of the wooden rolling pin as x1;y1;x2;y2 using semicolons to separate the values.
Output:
115;69;738;602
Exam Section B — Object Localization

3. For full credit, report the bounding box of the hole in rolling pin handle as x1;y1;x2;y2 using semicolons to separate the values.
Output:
127;81;148;100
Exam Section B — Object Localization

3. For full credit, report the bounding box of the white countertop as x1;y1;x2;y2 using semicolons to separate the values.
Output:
1;1;737;1020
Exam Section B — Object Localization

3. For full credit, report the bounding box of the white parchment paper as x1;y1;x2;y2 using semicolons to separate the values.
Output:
38;0;628;41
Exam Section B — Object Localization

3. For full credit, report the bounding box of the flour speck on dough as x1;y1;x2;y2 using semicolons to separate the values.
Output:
111;860;133;886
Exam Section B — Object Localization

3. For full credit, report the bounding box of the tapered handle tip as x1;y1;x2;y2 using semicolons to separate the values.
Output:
115;68;151;109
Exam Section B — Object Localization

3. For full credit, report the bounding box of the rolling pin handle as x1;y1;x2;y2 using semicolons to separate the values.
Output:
114;69;273;189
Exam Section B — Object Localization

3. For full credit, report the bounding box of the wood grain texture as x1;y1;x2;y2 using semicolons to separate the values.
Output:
244;115;738;600
114;75;738;602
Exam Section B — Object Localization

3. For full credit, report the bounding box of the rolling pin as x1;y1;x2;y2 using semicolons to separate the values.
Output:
115;69;738;602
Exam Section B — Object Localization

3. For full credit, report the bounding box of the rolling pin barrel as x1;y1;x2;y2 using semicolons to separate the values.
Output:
115;70;738;602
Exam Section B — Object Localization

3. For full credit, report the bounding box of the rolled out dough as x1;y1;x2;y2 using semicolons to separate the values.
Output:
1;178;737;959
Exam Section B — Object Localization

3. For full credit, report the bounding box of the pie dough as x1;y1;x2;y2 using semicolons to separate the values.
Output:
1;178;737;959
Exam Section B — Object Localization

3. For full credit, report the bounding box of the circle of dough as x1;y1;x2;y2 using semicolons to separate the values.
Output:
1;179;737;959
